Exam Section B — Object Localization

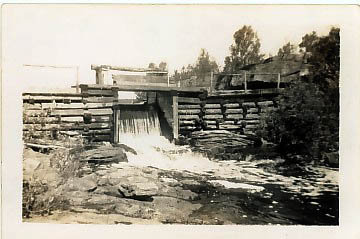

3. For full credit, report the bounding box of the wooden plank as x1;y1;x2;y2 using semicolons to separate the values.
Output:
178;109;201;115
87;108;113;116
204;108;222;114
178;104;201;110
225;108;243;114
22;92;81;97
205;125;218;130
178;97;201;104
204;104;221;109
87;123;111;129
225;114;243;120
245;124;259;129
179;115;200;120
203;114;223;120
50;109;85;116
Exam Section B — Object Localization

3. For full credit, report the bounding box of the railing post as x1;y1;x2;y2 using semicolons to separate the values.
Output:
277;73;281;89
210;71;214;93
244;72;247;93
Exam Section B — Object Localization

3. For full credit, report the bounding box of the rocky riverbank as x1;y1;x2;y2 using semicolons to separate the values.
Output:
23;141;339;225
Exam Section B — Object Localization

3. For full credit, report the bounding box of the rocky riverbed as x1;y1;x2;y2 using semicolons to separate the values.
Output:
23;141;338;225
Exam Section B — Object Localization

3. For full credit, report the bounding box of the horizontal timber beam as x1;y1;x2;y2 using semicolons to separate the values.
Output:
79;84;206;93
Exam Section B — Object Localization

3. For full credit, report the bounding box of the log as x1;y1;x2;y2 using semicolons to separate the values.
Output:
41;103;85;109
244;120;260;125
245;124;259;129
90;116;112;123
225;114;243;120
83;97;115;103
178;109;201;115
242;102;256;107
247;108;259;113
50;109;85;116
87;108;113;116
179;120;195;126
23;123;83;131
87;89;114;96
180;126;197;131
225;108;243;114
178;97;201;104
178;104;201;110
246;114;260;119
218;125;242;130
82;129;112;135
23;110;49;117
205;125;218;130
23;103;42;110
260;107;276;112
179;115;200;120
23;95;82;102
257;101;274;107
203;114;223;120
204;104;221;109
223;103;240;109
204;108;222;114
85;102;114;108
204;120;217;125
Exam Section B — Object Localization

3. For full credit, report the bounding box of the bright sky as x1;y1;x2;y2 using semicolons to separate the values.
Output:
3;4;345;91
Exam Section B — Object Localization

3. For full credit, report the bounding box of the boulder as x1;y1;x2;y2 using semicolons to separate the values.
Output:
117;176;159;197
64;176;97;192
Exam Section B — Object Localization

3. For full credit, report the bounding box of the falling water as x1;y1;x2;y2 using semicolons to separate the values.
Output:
118;109;161;136
116;108;215;172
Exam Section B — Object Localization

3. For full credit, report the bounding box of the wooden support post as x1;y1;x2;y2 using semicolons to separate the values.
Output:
244;72;248;93
172;94;179;140
96;69;104;85
277;73;281;89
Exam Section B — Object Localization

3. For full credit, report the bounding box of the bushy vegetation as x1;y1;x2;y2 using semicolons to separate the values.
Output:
257;27;339;160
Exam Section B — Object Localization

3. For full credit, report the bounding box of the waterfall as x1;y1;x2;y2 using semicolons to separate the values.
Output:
118;110;161;136
115;107;214;172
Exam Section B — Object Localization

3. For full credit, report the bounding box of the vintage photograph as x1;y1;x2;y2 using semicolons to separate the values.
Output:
5;4;341;225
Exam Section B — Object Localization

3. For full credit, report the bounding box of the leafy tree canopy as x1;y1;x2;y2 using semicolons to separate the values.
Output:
277;42;297;59
223;25;265;72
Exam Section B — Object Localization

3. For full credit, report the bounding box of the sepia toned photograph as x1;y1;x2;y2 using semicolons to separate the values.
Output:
2;4;345;227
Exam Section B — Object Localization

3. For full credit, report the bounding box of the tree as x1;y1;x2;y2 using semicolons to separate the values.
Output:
277;42;297;59
257;28;340;160
159;62;167;71
223;25;265;72
173;48;219;86
148;63;157;69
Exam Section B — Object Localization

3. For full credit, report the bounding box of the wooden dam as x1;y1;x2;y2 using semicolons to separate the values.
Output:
22;64;287;144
